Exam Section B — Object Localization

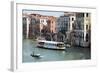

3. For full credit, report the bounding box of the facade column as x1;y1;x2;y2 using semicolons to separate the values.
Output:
26;17;30;38
84;13;87;41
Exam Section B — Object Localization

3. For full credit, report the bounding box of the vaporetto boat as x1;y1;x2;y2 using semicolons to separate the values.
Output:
37;40;66;50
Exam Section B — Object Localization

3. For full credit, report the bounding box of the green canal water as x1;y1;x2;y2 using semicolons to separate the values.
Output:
22;39;91;63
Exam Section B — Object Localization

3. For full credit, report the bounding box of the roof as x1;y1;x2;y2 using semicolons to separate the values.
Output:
37;40;64;44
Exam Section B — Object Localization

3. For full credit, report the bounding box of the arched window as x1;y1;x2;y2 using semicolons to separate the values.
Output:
86;33;88;42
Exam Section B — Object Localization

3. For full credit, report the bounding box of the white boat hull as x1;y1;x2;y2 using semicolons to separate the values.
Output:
37;40;66;50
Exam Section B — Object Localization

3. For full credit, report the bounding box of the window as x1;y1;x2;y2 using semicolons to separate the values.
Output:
72;18;74;21
23;17;27;25
72;23;74;30
86;13;89;17
86;25;88;30
38;42;44;45
52;21;53;24
86;33;88;42
82;33;84;38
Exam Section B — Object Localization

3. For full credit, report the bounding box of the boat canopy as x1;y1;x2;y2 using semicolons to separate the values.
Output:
37;40;64;44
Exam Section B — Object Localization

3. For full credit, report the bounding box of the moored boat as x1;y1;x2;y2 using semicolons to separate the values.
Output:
37;40;66;50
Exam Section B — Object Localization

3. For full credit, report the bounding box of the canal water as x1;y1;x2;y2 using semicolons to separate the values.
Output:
22;39;91;63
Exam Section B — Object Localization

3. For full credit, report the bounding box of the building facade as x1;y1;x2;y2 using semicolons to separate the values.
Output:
56;12;76;43
22;13;57;39
57;16;69;34
72;13;91;47
22;12;91;47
